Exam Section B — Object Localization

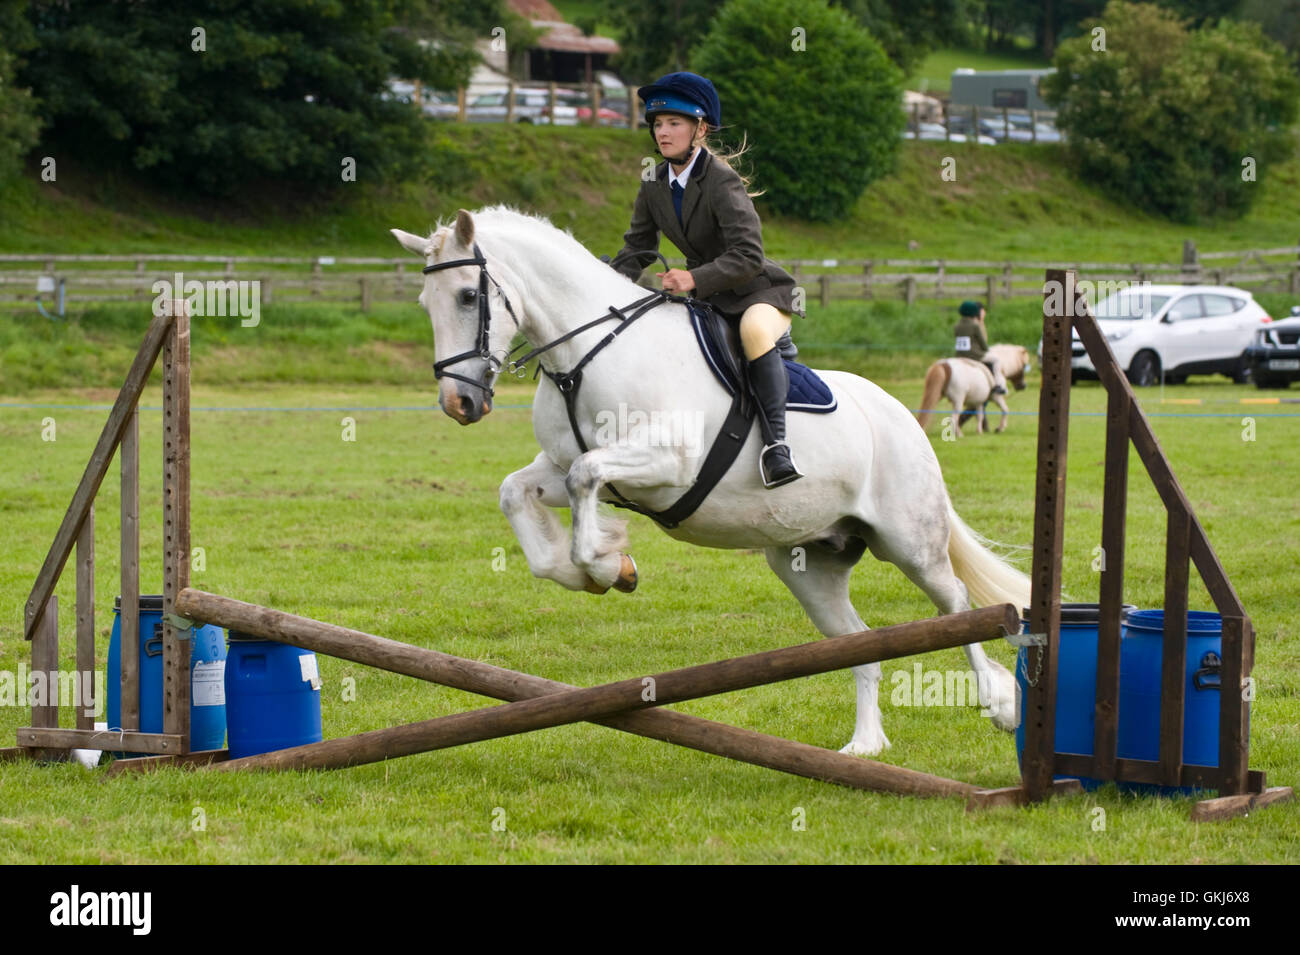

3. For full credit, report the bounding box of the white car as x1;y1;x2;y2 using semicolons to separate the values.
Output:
1066;285;1272;386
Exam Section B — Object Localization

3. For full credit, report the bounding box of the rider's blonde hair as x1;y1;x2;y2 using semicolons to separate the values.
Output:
692;120;764;199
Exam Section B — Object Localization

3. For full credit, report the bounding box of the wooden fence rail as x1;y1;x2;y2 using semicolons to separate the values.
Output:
4;242;1297;311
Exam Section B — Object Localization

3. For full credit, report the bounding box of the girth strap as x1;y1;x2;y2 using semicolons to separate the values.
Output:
539;297;756;530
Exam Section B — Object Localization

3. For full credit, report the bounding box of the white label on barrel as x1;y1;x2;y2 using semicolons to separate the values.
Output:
300;654;321;690
193;661;226;706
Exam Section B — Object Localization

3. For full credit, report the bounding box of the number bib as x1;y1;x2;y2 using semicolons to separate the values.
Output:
955;335;971;352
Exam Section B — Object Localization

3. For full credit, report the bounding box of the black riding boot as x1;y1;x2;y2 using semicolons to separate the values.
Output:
748;348;803;489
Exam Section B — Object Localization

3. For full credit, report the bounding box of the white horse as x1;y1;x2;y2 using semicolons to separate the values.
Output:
391;206;1030;757
916;343;1030;436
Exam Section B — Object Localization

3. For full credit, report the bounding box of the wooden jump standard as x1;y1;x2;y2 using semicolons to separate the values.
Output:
978;269;1290;821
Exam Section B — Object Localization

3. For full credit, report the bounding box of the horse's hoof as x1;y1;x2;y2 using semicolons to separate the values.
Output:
613;553;638;593
839;734;890;758
583;577;611;595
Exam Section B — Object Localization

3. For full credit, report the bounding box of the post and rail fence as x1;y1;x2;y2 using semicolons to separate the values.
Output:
4;241;1297;314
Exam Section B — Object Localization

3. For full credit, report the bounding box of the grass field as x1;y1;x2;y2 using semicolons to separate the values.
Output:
3;338;1297;863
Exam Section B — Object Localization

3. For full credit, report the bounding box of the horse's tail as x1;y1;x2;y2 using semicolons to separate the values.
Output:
946;501;1032;613
916;361;949;431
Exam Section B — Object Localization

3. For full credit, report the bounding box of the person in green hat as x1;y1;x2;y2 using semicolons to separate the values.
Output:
953;301;1007;395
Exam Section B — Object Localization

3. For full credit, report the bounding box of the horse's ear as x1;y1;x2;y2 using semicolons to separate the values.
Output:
454;209;474;248
391;229;429;257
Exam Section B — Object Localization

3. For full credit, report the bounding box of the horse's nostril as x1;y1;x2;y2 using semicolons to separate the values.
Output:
459;395;474;417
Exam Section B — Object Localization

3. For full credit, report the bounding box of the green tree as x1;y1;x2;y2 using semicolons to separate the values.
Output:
0;0;41;183
1041;1;1298;222
601;0;725;81
692;0;905;221
1239;0;1300;67
830;0;967;75
17;0;471;196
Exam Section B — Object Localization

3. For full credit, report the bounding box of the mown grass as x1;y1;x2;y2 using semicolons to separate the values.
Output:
2;353;1297;862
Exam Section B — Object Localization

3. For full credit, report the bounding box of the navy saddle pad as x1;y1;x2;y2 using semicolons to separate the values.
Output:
687;302;837;413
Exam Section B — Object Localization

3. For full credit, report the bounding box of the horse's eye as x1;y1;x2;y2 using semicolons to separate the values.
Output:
459;288;477;307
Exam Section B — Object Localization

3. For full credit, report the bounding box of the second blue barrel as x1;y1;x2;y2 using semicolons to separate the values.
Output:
225;631;323;759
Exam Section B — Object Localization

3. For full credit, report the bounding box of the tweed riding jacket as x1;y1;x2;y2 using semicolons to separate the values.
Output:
612;148;804;319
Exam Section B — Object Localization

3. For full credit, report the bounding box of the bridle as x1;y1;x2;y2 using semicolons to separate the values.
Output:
422;242;521;397
420;243;673;398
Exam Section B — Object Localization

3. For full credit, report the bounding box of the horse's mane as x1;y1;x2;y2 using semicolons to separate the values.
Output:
436;205;600;266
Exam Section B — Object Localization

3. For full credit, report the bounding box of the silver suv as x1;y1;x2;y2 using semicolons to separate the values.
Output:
1067;284;1271;386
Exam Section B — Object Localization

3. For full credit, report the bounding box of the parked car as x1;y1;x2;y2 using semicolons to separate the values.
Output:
465;88;579;124
1061;284;1272;386
1243;305;1300;389
903;122;996;145
558;89;628;127
975;113;1063;143
421;90;461;121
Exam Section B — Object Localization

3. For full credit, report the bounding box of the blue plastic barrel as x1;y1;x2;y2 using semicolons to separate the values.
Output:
1118;610;1232;773
107;594;227;752
225;632;323;759
1015;603;1133;788
1016;606;1234;793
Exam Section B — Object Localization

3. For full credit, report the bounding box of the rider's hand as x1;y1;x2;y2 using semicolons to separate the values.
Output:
656;269;696;294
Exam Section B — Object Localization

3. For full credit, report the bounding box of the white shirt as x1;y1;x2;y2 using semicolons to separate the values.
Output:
667;147;701;190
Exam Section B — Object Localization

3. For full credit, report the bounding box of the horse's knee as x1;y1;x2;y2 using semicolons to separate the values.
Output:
499;474;529;515
564;457;600;498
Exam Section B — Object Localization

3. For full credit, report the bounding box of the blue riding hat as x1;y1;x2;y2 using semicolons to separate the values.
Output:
638;72;722;128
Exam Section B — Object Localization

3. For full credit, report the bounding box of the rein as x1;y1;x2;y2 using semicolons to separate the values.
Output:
422;241;730;526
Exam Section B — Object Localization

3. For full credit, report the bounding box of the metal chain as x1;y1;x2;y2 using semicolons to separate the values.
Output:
1019;645;1044;689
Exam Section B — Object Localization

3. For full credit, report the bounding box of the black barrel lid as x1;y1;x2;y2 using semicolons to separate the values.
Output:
113;594;165;612
1020;602;1137;625
227;630;272;642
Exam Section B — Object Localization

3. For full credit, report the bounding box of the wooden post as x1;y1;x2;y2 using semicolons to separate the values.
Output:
1218;615;1249;794
985;274;996;307
1182;239;1199;283
819;274;830;308
863;261;873;300
904;276;916;305
1024;269;1073;801
1160;508;1190;787
360;277;371;312
1002;263;1013;297
121;407;140;732
162;300;191;752
590;83;601;126
1094;384;1129;780
629;87;639;129
457;87;466;122
176;588;1015;793
548;82;557;125
506;79;515;123
311;259;321;298
75;507;94;730
262;278;273;305
30;596;59;733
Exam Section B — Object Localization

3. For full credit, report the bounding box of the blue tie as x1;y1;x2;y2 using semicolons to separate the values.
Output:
671;180;684;226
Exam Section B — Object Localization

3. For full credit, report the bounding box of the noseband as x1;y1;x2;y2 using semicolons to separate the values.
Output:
422;242;521;397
